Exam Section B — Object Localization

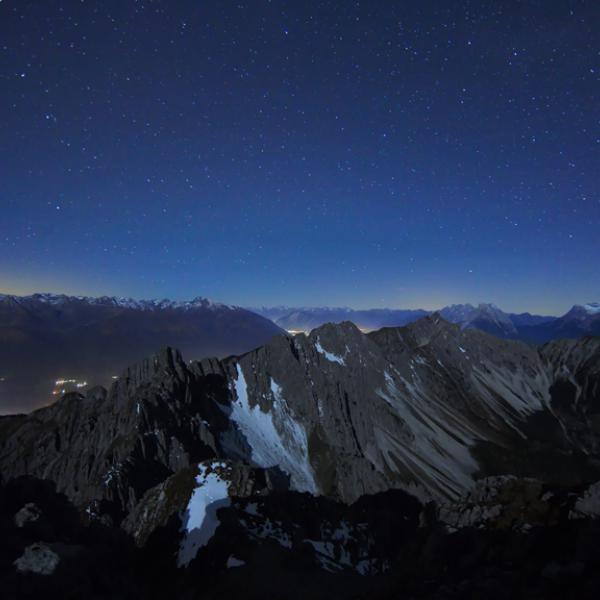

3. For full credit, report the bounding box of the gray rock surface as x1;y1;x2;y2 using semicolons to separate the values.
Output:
14;542;60;575
122;459;274;547
570;481;600;519
1;315;600;527
435;476;556;531
14;502;42;528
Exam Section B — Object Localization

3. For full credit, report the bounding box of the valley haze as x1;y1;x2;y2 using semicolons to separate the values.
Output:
2;292;600;416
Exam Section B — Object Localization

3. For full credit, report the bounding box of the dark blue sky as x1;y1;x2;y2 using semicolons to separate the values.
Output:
1;0;598;314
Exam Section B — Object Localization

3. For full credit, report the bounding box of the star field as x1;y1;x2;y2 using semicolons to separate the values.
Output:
1;0;599;313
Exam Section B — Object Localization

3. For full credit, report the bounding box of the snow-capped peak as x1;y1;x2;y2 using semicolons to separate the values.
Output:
583;303;600;315
0;293;238;312
565;303;600;320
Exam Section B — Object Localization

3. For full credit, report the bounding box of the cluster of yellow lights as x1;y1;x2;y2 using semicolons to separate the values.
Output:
52;378;88;396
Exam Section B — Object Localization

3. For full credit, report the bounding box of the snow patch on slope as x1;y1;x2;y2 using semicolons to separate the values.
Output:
178;462;231;567
583;303;600;315
226;555;246;568
315;338;346;365
231;365;317;494
570;481;600;519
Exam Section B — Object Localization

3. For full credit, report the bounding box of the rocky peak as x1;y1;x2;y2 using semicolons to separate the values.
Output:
564;303;600;321
370;312;459;350
2;314;600;523
584;302;600;314
308;321;367;363
108;347;189;406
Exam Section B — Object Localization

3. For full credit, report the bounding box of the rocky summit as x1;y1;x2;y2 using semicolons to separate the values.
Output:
2;315;600;598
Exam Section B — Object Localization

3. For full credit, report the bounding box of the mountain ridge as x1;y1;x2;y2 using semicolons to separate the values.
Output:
2;315;599;508
2;291;599;415
0;292;283;414
253;301;600;345
0;292;238;312
2;315;600;591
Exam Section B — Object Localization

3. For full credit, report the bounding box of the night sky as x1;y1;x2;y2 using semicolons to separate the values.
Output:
1;1;598;314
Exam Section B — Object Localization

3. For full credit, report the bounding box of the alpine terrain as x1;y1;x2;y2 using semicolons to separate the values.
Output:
2;315;600;598
0;293;283;414
255;302;600;346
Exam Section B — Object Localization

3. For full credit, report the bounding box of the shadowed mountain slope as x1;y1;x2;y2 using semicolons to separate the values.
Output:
0;293;283;414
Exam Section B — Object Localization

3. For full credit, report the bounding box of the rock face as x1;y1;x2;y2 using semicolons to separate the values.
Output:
570;481;600;519
1;315;600;524
13;543;60;575
123;462;421;575
436;476;557;531
121;459;275;549
0;346;229;522
14;502;41;528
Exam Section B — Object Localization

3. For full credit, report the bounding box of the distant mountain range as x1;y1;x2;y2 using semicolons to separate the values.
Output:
1;292;599;415
252;302;600;343
516;302;600;343
0;293;283;414
253;306;430;331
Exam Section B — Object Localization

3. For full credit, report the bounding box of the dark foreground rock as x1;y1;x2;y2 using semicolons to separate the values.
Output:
2;475;600;600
